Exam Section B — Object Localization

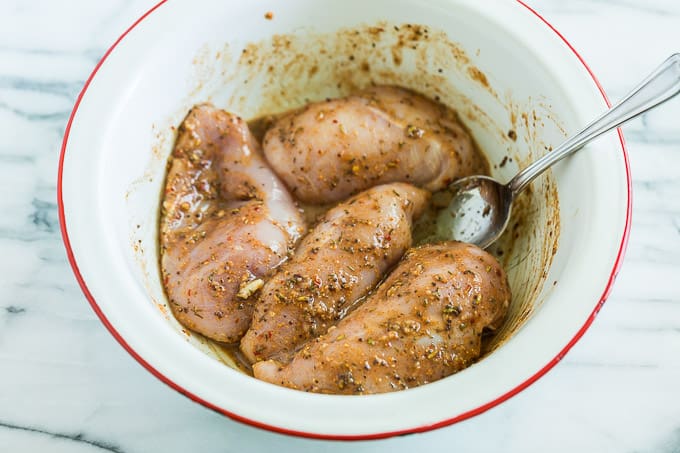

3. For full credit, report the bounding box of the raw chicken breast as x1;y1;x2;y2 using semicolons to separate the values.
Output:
240;183;429;363
253;242;510;394
160;104;305;343
263;85;487;204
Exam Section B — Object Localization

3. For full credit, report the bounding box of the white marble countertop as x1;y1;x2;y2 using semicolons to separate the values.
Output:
1;0;679;451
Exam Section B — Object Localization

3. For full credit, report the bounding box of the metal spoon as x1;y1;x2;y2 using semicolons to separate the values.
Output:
437;53;680;249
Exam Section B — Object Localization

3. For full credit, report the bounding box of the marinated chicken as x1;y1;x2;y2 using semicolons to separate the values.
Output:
240;183;429;363
160;83;510;394
263;85;487;204
160;104;305;343
253;242;510;394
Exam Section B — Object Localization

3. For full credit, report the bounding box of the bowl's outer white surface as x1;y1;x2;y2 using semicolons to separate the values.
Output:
59;0;630;438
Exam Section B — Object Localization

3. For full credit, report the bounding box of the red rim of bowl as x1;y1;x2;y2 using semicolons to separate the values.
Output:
57;0;632;441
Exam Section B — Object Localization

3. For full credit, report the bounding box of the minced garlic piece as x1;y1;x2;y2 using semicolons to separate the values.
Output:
237;278;264;299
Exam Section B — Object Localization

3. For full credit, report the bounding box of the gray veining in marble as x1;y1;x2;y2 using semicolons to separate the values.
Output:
1;1;679;452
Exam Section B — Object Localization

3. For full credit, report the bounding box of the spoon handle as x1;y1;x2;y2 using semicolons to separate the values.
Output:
508;53;680;194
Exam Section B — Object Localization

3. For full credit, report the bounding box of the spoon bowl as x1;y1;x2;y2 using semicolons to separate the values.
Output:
436;176;512;249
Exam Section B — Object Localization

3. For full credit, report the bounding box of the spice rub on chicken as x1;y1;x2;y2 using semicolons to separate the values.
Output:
240;183;429;363
160;104;305;343
262;85;487;204
253;242;511;394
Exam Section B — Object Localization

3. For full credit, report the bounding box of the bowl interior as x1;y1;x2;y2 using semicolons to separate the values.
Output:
61;0;629;437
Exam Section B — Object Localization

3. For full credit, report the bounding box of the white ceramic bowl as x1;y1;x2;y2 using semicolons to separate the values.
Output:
58;0;631;439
